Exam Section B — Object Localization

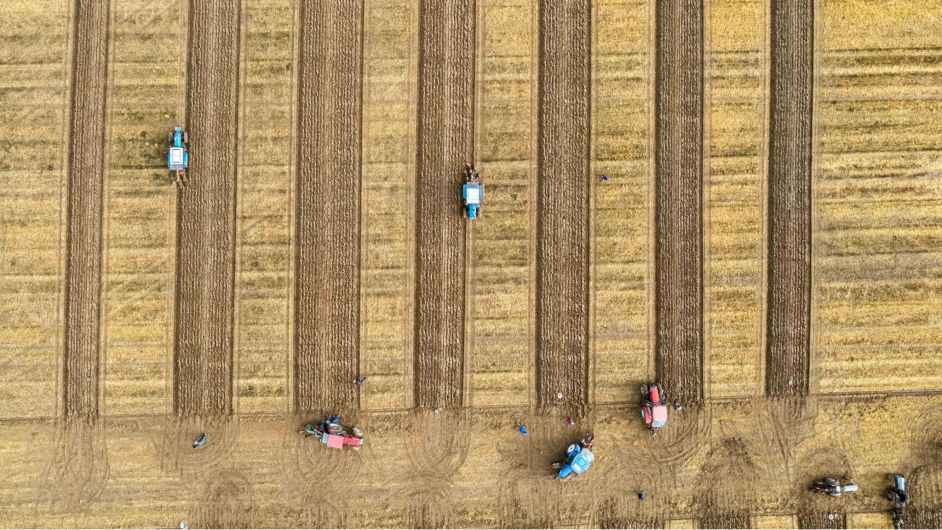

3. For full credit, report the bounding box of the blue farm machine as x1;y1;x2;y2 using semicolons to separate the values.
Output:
167;126;188;184
462;165;482;220
553;435;595;480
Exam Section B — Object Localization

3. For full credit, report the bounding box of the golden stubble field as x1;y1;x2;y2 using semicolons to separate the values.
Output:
0;0;940;527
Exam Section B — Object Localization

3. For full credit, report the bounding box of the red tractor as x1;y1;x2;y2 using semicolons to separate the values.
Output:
641;383;668;433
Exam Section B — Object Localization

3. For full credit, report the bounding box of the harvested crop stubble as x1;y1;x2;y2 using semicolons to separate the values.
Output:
294;0;363;414
174;0;241;415
535;0;591;407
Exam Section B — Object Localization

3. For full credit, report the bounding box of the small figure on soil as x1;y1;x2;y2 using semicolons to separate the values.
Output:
556;392;564;401
516;424;527;436
353;377;366;386
192;432;206;449
636;490;646;502
600;175;609;183
673;402;683;411
179;521;189;529
564;416;574;427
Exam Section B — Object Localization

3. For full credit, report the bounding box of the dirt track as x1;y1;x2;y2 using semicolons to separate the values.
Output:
798;511;844;529
173;0;240;416
535;0;591;407
413;0;475;409
62;0;111;420
654;0;704;405
293;0;363;413
766;0;813;398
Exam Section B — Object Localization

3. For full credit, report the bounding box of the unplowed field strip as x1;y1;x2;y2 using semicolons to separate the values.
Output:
293;0;363;413
534;0;590;407
62;0;111;420
654;0;704;404
766;0;812;397
413;0;476;409
173;0;241;416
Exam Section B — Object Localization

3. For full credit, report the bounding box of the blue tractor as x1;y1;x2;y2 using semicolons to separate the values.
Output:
167;126;188;183
462;165;482;220
553;435;595;480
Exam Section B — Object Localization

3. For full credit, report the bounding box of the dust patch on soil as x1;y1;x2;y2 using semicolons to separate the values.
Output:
293;0;363;414
654;0;705;405
535;0;591;407
42;420;109;510
766;0;814;397
413;0;476;409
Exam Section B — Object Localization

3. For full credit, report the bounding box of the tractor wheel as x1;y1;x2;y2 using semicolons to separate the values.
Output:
183;132;189;145
640;384;648;398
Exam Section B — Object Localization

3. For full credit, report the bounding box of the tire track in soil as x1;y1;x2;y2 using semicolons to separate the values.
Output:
765;0;813;398
797;511;845;530
156;416;239;479
645;405;711;468
50;0;112;508
293;0;363;414
195;470;255;528
413;0;476;409
281;413;374;504
654;0;705;405
695;438;762;526
42;421;110;510
535;0;591;407
63;0;111;421
173;0;241;416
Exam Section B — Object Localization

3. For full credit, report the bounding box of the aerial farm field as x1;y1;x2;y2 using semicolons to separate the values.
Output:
0;0;940;527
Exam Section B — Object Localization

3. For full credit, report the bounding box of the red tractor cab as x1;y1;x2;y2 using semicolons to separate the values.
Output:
641;383;668;432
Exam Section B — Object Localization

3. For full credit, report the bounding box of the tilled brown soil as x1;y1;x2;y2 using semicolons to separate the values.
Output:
798;510;845;529
534;0;591;407
62;0;111;420
766;0;813;398
413;0;475;409
173;0;241;416
293;0;363;414
654;0;704;405
699;513;751;529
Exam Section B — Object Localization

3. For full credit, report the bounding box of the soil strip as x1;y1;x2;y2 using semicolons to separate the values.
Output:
413;0;476;409
654;0;705;405
293;0;363;413
534;0;591;407
173;0;241;416
766;0;813;398
62;0;111;420
798;511;845;529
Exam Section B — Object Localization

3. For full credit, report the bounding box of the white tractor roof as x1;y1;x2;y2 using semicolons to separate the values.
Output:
466;186;481;204
169;147;185;165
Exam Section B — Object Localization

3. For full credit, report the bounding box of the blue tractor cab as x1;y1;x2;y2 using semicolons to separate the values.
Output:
556;439;595;479
167;126;188;182
462;165;482;220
